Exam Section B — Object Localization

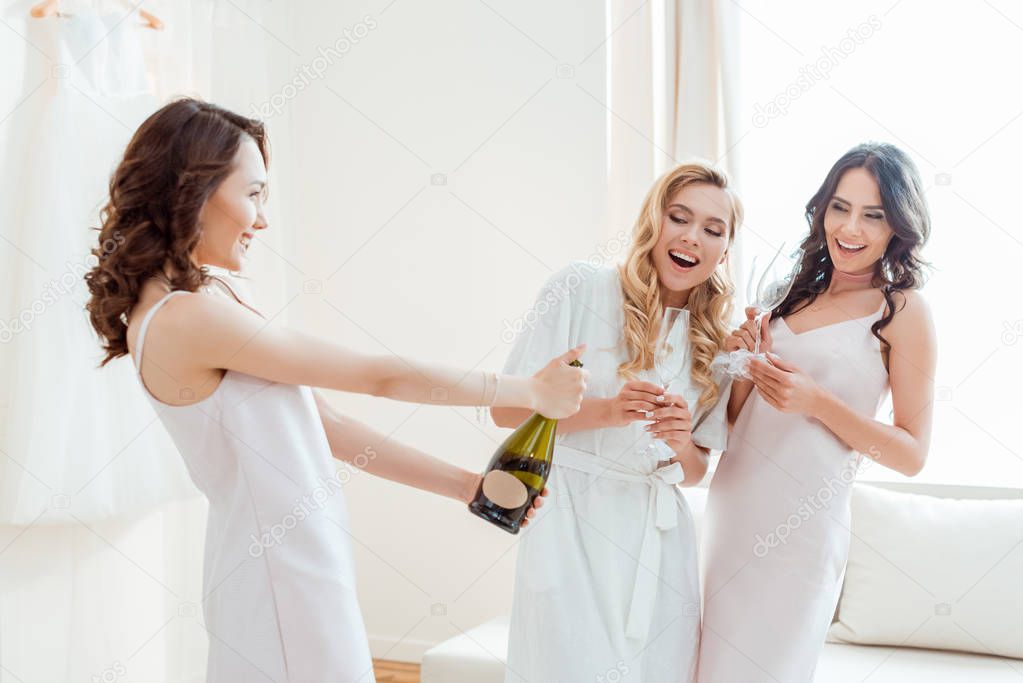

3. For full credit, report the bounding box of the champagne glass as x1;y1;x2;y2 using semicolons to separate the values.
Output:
711;242;803;379
639;307;689;468
747;242;804;354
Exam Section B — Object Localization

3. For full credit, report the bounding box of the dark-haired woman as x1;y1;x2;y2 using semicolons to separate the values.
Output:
696;142;936;683
83;98;587;682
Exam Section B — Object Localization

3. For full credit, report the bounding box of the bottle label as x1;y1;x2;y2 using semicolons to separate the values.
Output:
481;470;528;509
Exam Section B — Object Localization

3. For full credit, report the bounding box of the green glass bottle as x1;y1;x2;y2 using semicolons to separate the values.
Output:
468;359;583;534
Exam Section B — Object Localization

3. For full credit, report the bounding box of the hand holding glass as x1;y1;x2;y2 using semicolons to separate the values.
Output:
640;307;689;467
712;243;803;379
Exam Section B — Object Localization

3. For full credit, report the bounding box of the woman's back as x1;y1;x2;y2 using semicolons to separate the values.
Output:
128;280;375;682
126;276;253;406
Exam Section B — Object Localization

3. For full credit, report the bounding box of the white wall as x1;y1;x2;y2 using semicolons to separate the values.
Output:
272;1;611;661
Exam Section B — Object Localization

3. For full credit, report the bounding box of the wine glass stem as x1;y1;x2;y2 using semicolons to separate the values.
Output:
753;311;764;355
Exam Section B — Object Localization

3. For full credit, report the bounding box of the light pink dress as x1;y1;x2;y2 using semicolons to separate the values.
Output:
698;299;890;683
131;286;375;683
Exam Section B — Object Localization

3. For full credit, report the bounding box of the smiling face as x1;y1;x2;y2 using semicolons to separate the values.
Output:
651;182;732;307
822;166;894;276
192;136;268;272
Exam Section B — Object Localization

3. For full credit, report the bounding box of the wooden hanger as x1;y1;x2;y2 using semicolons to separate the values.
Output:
137;6;164;30
29;0;65;18
30;0;165;30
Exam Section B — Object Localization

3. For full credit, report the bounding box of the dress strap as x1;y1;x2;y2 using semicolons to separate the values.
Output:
134;290;189;376
208;274;265;319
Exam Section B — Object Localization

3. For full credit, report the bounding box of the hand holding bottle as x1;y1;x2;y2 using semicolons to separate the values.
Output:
519;486;548;527
464;477;549;527
470;352;586;534
529;344;588;418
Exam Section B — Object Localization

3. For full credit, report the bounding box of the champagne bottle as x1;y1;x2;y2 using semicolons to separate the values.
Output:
468;359;583;534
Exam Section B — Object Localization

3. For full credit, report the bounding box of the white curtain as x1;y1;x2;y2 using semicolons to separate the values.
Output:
0;499;209;682
0;0;296;680
605;0;745;296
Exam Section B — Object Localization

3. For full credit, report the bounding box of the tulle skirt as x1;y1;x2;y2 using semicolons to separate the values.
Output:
0;0;197;525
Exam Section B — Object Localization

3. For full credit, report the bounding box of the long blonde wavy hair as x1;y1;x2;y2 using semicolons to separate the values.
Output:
617;162;743;411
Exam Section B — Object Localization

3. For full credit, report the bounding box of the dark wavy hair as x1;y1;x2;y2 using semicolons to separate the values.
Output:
84;98;269;366
772;142;931;360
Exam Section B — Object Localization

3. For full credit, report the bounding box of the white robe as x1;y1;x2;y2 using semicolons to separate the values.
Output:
504;262;731;683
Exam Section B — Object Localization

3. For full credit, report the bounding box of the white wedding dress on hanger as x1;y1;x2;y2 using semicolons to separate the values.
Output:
0;0;302;680
0;0;196;527
0;3;207;682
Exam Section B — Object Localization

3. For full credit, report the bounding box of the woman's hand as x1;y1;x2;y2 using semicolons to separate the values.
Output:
460;475;549;527
520;485;549;527
607;379;666;427
531;344;589;418
725;306;773;355
749;353;822;416
645;392;694;454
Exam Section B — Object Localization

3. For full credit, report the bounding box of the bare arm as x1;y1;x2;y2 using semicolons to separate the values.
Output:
811;292;935;476
727;379;755;425
648;389;710;485
313;391;548;523
494;380;709;484
666;440;709;486
491;398;613;433
724;307;773;425
492;378;668;433
313;391;476;501
750;291;936;476
173;293;586;416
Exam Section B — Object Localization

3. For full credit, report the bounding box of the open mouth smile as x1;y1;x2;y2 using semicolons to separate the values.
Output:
668;248;700;270
835;238;866;256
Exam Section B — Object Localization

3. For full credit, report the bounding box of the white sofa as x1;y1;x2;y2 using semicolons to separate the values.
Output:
422;481;1023;682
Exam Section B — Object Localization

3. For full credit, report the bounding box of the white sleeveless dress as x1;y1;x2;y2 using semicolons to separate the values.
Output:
131;289;375;683
698;299;891;683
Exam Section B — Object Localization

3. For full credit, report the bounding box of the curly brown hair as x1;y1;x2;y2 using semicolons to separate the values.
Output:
84;98;269;367
772;142;931;363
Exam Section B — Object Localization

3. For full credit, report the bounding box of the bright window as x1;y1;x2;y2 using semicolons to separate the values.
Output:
732;0;1022;486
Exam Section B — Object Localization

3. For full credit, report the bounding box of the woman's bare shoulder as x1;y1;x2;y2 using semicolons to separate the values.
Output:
127;281;256;359
887;288;932;325
885;288;935;352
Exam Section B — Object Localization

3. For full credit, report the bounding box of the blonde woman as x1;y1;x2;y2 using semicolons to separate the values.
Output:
494;162;741;683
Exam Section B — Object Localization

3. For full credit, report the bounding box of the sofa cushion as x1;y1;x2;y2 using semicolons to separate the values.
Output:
829;484;1023;660
421;616;508;683
816;642;1023;682
420;616;1023;682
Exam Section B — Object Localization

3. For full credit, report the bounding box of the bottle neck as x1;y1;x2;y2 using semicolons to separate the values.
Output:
508;411;558;455
528;411;558;432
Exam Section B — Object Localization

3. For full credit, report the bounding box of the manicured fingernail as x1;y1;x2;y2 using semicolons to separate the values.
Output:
656;395;665;401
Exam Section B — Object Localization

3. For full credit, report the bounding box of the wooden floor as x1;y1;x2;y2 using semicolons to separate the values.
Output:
373;659;420;683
